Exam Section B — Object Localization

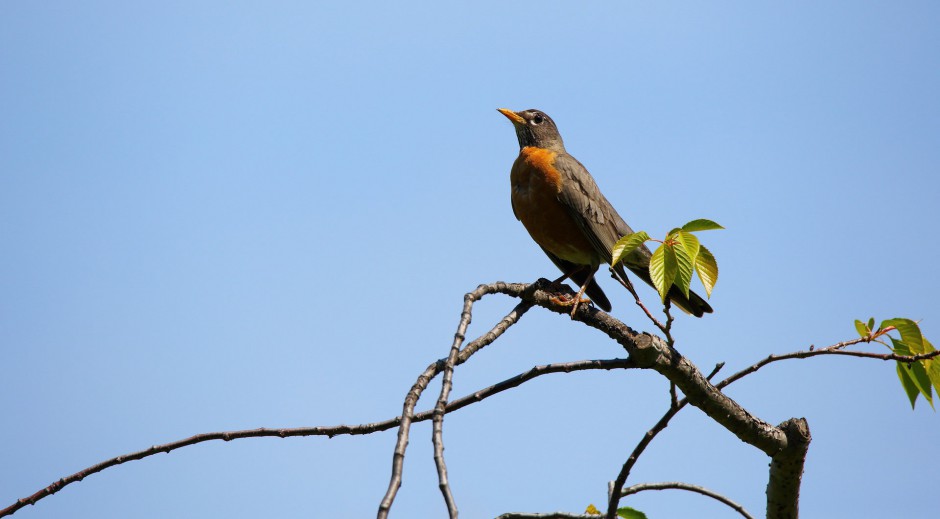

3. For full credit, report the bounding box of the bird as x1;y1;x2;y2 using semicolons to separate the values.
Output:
497;107;713;317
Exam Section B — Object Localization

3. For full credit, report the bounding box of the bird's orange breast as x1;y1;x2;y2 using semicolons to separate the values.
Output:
511;146;599;266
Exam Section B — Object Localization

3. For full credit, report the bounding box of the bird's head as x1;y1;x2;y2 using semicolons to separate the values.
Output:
497;108;565;151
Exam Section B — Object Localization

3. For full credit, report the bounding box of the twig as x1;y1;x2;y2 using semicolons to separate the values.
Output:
706;362;726;381
609;267;667;334
714;339;940;392
605;362;724;519
430;292;479;518
662;299;675;347
619;481;755;519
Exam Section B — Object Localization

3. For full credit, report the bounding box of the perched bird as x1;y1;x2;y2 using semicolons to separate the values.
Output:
498;108;713;317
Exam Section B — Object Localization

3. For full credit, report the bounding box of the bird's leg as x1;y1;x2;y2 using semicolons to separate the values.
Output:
566;269;595;317
548;267;594;317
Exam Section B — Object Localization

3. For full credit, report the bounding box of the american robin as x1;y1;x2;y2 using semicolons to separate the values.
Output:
498;108;713;317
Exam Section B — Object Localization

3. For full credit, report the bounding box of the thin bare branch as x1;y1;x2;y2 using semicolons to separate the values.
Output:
431;291;480;518
662;299;675;347
609;267;667;334
379;283;535;518
714;339;940;392
605;362;724;519
619;481;755;519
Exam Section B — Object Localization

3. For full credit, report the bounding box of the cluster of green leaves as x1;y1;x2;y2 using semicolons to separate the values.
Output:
855;317;939;409
611;219;723;303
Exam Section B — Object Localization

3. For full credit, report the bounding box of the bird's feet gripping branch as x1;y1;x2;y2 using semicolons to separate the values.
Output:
548;271;596;317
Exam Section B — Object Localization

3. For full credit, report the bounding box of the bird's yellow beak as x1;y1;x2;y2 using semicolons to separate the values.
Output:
497;108;525;125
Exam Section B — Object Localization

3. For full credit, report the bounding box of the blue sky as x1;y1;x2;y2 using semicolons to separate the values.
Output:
2;2;938;518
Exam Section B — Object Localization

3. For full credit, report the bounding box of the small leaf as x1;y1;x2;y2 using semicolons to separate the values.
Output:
649;243;677;303
868;317;875;331
681;218;724;232
910;361;935;409
925;338;940;397
882;318;925;354
676;230;701;263
694;245;719;297
612;231;651;267
584;504;602;515
617;507;649;519
673;241;694;298
854;320;869;339
892;337;934;409
897;361;920;409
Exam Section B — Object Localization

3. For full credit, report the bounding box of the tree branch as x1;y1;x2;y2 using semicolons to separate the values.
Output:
715;340;940;392
766;418;811;519
429;291;478;519
619;481;755;519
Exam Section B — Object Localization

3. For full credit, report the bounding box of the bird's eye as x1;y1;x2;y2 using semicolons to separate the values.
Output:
532;113;544;124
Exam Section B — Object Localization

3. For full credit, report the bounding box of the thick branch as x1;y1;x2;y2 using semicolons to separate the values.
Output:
489;281;789;457
766;418;811;519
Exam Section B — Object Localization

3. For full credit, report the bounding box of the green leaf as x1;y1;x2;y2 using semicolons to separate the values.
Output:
612;231;651;267
892;337;934;409
694;245;719;298
649;243;677;303
897;361;920;409
924;338;940;397
681;218;724;232
676;230;701;263
910;361;934;409
924;337;940;397
617;507;649;519
854;319;869;339
882;318;925;354
867;317;875;331
673;241;694;298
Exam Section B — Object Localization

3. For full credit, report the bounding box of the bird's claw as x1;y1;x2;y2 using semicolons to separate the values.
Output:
549;294;593;317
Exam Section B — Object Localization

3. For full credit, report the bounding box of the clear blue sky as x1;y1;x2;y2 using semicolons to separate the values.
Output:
2;2;938;518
